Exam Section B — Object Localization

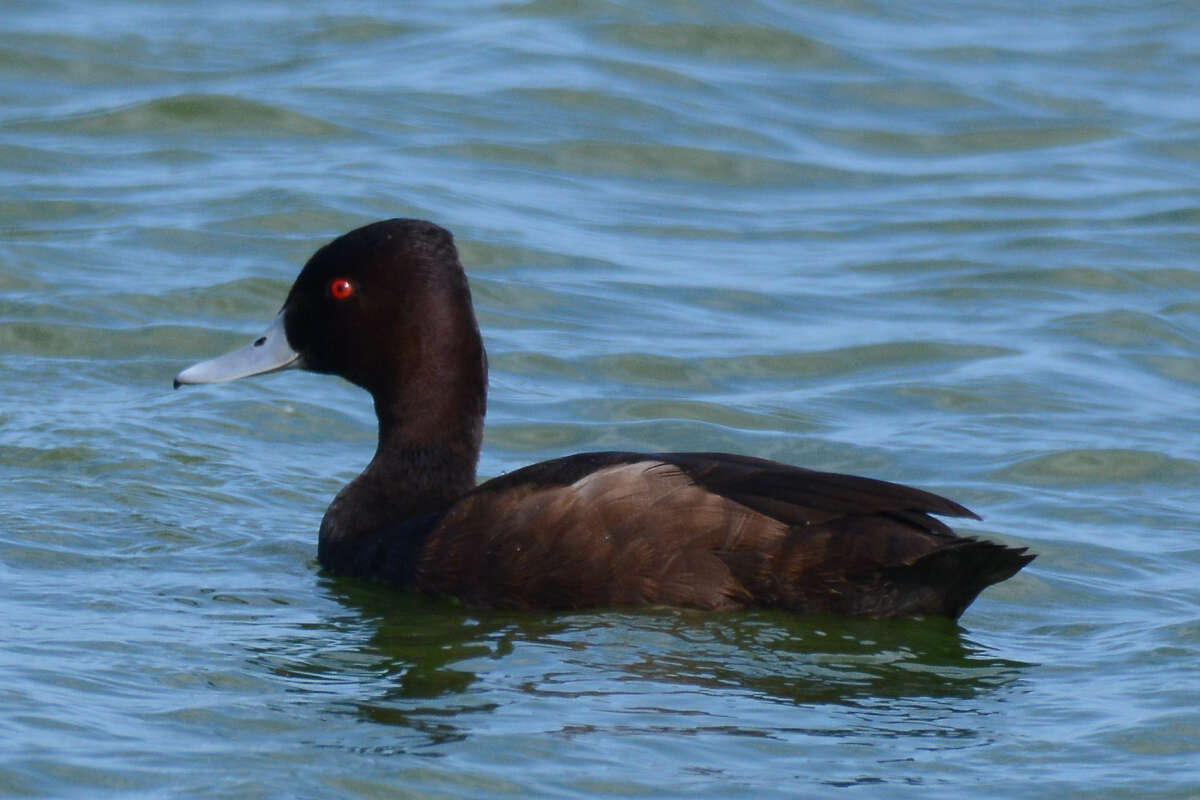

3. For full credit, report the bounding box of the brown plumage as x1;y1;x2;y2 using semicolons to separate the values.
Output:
175;219;1034;619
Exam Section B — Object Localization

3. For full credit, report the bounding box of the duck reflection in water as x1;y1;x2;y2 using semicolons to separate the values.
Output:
306;579;1029;744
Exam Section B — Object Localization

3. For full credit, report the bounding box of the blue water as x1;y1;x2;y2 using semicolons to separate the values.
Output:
2;1;1198;797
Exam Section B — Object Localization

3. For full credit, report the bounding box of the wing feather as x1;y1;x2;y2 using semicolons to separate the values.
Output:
408;451;1023;617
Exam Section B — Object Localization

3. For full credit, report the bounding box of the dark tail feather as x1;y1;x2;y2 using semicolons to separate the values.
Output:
890;539;1036;620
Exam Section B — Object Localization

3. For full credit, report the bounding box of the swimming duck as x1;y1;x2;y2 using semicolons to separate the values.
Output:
175;219;1033;618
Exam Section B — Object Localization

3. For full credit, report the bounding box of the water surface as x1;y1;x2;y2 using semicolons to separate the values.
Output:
2;1;1198;797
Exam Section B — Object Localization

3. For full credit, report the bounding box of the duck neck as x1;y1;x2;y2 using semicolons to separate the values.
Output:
317;386;485;582
371;395;484;512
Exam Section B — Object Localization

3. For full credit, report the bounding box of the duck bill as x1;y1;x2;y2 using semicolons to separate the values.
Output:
174;312;300;388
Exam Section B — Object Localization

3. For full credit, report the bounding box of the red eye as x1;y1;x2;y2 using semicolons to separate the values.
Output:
329;278;353;300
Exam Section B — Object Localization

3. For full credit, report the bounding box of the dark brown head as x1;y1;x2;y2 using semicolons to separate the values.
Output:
176;218;488;447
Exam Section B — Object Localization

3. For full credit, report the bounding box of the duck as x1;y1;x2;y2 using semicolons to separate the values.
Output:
175;218;1034;619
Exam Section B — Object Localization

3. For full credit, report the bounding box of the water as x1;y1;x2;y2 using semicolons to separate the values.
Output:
2;1;1198;797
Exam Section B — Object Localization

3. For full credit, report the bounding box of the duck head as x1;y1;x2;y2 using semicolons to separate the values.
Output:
175;218;488;453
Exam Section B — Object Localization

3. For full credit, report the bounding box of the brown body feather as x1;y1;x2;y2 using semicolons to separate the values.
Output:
407;452;1032;618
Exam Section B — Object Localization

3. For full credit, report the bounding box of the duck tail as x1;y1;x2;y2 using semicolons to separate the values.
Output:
891;539;1036;620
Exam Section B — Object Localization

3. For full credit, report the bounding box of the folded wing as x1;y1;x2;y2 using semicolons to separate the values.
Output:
412;451;1033;618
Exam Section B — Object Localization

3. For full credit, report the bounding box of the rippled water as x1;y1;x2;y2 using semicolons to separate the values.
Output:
2;1;1198;797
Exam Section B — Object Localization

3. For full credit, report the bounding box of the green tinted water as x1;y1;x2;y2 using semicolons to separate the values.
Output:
2;2;1198;797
